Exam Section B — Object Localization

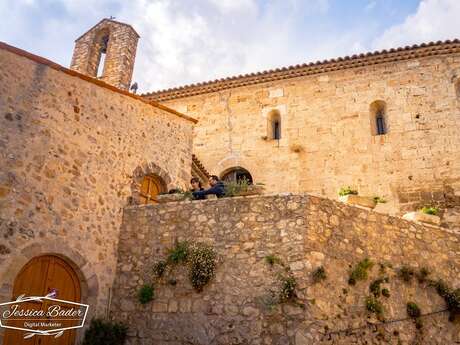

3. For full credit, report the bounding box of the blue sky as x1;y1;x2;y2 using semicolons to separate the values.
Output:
1;0;458;92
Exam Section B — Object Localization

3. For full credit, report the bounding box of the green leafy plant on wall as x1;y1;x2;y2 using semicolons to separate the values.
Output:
398;265;415;283
260;254;304;310
265;254;283;267
82;318;128;345
138;284;154;304
348;258;373;285
188;243;218;292
430;279;460;322
373;196;387;204
338;186;358;197
167;240;190;264
312;266;327;283
365;296;384;317
407;302;423;329
153;260;167;278
147;240;218;294
279;274;297;302
421;206;439;215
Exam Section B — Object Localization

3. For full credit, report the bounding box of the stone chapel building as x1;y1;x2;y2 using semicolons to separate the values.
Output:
0;17;459;345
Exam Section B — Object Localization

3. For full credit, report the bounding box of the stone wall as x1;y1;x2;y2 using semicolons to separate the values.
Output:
151;50;460;230
111;194;460;345
0;42;194;330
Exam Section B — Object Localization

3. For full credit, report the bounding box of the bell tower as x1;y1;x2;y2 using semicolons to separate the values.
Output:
70;18;139;90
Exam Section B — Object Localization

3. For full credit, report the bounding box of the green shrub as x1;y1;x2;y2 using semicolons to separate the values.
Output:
369;278;385;297
338;186;358;197
265;254;282;266
138;284;154;304
398;265;415;282
431;279;450;297
348;258;373;285
373;196;387;203
167;241;190;264
381;288;390;298
224;177;250;197
82;318;128;345
164;188;193;199
428;279;460;321
417;267;430;283
445;288;460;321
407;302;421;318
421;206;439;215
365;296;383;316
279;275;297;302
153;260;167;278
188;243;217;292
312;266;327;283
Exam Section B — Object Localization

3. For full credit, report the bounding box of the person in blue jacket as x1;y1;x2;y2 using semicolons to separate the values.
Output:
192;175;225;199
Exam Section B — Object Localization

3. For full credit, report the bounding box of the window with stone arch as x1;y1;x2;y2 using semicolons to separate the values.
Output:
221;167;253;184
369;100;387;136
267;109;281;140
93;29;110;78
139;175;166;205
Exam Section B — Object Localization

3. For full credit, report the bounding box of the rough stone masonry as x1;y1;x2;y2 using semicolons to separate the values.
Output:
111;194;460;345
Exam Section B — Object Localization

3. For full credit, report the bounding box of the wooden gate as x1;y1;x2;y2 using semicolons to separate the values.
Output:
3;255;81;345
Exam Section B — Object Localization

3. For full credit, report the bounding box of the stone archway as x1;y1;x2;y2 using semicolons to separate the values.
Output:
0;241;99;344
130;161;174;205
215;155;260;185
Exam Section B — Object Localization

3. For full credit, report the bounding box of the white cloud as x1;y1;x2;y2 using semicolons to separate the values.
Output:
3;0;458;94
374;0;460;50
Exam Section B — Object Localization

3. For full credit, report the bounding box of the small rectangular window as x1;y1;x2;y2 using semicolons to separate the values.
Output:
376;116;385;135
274;121;281;140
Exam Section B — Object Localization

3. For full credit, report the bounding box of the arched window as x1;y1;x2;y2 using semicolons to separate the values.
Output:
139;175;166;204
455;79;460;98
267;110;281;140
369;100;387;136
221;167;253;184
90;29;110;79
96;34;109;77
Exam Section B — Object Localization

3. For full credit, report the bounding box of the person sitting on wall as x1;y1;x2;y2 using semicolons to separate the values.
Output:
192;175;225;199
190;177;206;200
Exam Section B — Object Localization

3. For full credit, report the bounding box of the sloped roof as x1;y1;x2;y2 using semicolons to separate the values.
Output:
192;154;210;179
143;39;460;102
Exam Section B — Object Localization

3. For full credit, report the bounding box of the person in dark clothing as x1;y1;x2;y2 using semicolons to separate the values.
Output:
190;177;206;200
192;175;225;199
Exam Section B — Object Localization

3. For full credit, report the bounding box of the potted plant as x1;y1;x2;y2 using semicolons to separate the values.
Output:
338;187;377;209
224;179;265;197
156;188;193;203
402;206;441;226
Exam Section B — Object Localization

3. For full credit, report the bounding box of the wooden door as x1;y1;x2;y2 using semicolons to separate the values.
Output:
139;175;164;204
3;256;81;345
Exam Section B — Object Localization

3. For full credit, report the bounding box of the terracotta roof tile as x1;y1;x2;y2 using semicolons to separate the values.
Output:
192;154;210;178
143;39;460;102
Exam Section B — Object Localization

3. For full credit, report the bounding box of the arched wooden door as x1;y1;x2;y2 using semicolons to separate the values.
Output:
3;255;81;345
139;175;165;204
